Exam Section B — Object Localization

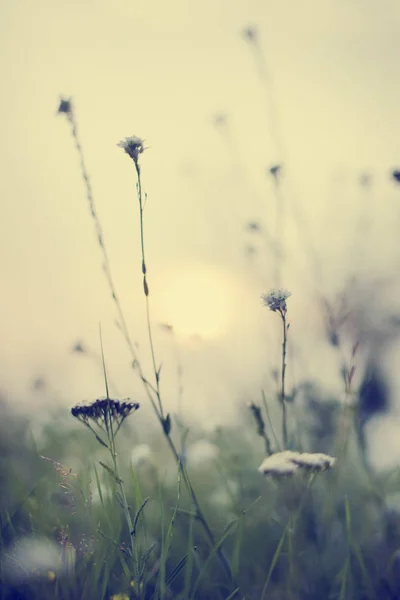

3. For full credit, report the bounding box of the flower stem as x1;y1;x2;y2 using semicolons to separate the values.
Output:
135;164;164;419
280;310;288;448
132;164;237;590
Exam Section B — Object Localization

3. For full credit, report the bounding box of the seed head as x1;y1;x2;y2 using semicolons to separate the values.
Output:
392;169;400;184
117;136;145;166
57;97;73;116
71;397;139;429
261;288;292;312
269;164;282;181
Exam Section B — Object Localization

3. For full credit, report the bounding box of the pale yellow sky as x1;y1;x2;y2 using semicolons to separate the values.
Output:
1;0;400;430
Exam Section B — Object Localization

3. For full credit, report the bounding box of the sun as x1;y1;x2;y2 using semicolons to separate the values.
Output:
157;264;238;339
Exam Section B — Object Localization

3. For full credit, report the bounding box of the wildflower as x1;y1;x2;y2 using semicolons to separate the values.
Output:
291;452;336;472
258;451;300;476
392;169;400;184
269;164;282;181
71;398;139;437
71;341;85;353
117;135;145;166
258;450;336;477
261;288;292;312
57;97;72;115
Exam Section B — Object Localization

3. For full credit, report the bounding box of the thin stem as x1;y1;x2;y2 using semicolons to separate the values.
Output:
132;164;236;588
62;111;236;590
135;164;164;419
273;178;284;288
280;310;288;448
65;112;159;416
107;419;139;584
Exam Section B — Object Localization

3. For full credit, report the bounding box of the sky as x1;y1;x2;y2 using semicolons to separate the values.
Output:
2;0;400;461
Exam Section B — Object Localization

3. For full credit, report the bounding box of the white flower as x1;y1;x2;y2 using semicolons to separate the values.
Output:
291;452;336;471
261;288;292;312
258;451;300;476
117;135;145;163
258;450;336;477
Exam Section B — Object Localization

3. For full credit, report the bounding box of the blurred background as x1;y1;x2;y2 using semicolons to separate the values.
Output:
1;0;400;465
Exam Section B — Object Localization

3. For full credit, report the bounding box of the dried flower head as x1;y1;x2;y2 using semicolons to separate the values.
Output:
258;450;336;477
261;288;292;312
117;136;145;166
71;398;139;434
269;164;282;181
57;97;72;116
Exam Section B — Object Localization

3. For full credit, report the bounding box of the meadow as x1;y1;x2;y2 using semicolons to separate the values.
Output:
2;27;400;600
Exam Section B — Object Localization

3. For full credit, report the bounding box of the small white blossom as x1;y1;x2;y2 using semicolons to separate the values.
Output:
261;288;292;312
258;450;336;477
117;135;145;163
258;451;300;476
291;452;336;472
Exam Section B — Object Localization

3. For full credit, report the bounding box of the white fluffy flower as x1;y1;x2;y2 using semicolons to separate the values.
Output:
258;450;335;477
291;452;336;471
261;288;292;312
258;451;300;476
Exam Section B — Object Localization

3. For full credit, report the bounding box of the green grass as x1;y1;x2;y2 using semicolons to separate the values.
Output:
1;399;400;600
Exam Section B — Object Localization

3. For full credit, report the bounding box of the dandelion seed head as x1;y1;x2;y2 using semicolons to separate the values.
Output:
261;288;292;312
117;135;145;164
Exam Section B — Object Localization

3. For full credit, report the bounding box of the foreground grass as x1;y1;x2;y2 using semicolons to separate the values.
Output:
1;393;400;600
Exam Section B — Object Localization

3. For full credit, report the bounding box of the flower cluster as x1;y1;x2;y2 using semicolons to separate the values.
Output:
71;398;139;427
261;288;292;312
258;450;335;477
117;136;145;166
